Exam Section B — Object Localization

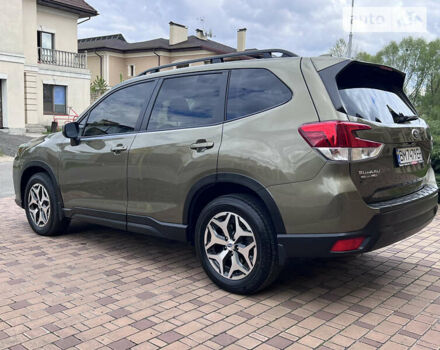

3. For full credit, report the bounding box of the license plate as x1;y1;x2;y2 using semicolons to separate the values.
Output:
396;147;423;166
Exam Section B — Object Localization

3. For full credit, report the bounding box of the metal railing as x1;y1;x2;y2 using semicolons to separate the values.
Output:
38;48;87;69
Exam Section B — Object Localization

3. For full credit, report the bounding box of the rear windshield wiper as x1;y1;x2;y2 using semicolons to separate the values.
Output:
387;105;418;123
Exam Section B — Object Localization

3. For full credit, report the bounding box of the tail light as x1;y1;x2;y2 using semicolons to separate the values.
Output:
298;121;383;161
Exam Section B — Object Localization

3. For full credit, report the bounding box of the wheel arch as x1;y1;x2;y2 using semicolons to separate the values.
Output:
184;173;286;242
20;161;64;220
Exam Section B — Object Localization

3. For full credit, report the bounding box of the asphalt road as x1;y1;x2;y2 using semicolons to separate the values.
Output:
0;132;40;199
0;159;14;198
0;132;32;157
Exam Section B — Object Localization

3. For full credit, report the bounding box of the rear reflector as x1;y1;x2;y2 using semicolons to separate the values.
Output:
331;237;365;252
298;121;383;161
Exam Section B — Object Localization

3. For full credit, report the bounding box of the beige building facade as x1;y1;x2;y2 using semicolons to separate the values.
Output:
79;22;244;88
0;0;97;134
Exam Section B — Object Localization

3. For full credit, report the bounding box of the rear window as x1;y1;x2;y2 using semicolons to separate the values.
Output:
335;63;416;124
227;69;292;120
339;88;414;124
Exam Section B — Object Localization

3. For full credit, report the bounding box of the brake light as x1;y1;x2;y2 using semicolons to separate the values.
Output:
331;237;365;252
298;121;383;161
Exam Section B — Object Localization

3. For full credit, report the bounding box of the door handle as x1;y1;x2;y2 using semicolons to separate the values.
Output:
190;139;214;151
111;144;127;154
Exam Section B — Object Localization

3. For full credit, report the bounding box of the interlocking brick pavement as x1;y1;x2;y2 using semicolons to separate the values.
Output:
0;196;439;349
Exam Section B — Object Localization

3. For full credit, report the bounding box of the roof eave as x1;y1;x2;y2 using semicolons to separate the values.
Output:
79;45;235;55
37;0;98;18
79;47;124;53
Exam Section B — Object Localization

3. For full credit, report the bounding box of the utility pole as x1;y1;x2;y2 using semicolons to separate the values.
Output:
347;0;354;58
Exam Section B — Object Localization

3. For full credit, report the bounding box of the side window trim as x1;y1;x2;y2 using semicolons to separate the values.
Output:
225;68;293;122
139;78;164;131
223;70;231;122
134;79;159;131
80;79;157;139
140;70;228;132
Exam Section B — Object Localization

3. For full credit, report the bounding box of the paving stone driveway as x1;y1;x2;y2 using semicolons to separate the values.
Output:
0;196;439;350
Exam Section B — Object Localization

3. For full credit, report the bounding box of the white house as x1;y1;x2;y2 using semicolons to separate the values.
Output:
0;0;98;134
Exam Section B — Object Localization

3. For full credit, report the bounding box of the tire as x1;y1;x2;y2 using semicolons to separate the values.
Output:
24;172;69;236
195;194;280;294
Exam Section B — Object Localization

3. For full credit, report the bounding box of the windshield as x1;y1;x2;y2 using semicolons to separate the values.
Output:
339;88;415;124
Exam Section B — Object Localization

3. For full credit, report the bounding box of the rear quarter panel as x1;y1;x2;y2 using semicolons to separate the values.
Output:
218;59;325;186
267;163;377;234
301;57;348;121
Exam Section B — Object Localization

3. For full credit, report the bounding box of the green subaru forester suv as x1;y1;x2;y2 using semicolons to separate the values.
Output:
13;49;438;294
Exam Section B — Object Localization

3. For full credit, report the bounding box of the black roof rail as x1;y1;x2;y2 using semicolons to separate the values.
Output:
137;49;298;76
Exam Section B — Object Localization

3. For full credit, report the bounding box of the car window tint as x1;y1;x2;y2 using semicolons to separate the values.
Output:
227;69;292;120
78;113;87;135
84;82;154;136
147;73;224;131
339;88;414;124
335;64;415;124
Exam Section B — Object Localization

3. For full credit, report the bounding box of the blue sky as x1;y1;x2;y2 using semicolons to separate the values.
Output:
79;0;440;56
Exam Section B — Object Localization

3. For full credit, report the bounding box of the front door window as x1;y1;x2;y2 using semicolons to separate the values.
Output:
83;81;154;136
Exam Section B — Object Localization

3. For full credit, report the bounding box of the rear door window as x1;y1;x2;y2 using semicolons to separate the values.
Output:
147;73;225;131
226;69;292;120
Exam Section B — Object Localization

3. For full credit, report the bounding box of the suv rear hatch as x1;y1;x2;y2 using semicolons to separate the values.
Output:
317;60;432;203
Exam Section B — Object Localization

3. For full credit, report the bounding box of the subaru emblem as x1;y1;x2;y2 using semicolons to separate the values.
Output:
411;129;421;140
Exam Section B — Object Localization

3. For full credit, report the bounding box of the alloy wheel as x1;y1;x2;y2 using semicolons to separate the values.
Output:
28;183;51;228
204;211;257;280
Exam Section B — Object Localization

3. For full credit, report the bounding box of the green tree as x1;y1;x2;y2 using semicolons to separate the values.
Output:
377;38;429;102
90;76;108;96
355;51;382;64
420;40;440;111
329;38;348;57
355;38;440;104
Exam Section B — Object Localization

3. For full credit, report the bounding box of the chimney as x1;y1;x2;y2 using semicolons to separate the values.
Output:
195;28;206;40
237;28;246;52
169;21;188;45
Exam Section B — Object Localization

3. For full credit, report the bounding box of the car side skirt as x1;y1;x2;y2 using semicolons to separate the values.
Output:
63;208;187;241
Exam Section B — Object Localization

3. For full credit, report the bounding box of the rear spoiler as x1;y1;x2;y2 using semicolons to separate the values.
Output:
317;60;412;115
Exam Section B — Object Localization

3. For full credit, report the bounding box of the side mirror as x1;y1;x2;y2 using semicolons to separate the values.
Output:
62;122;80;146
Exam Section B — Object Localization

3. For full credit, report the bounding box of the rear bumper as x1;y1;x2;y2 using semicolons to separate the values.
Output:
277;185;438;263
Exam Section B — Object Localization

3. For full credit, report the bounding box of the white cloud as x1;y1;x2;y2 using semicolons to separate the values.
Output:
79;0;440;56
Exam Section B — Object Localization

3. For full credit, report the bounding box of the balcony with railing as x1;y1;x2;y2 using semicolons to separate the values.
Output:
38;48;87;69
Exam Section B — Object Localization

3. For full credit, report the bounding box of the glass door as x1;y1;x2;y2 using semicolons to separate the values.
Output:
38;31;54;63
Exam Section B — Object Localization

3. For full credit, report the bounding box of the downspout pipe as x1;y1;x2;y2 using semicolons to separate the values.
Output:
153;49;160;66
94;50;103;79
78;17;91;25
